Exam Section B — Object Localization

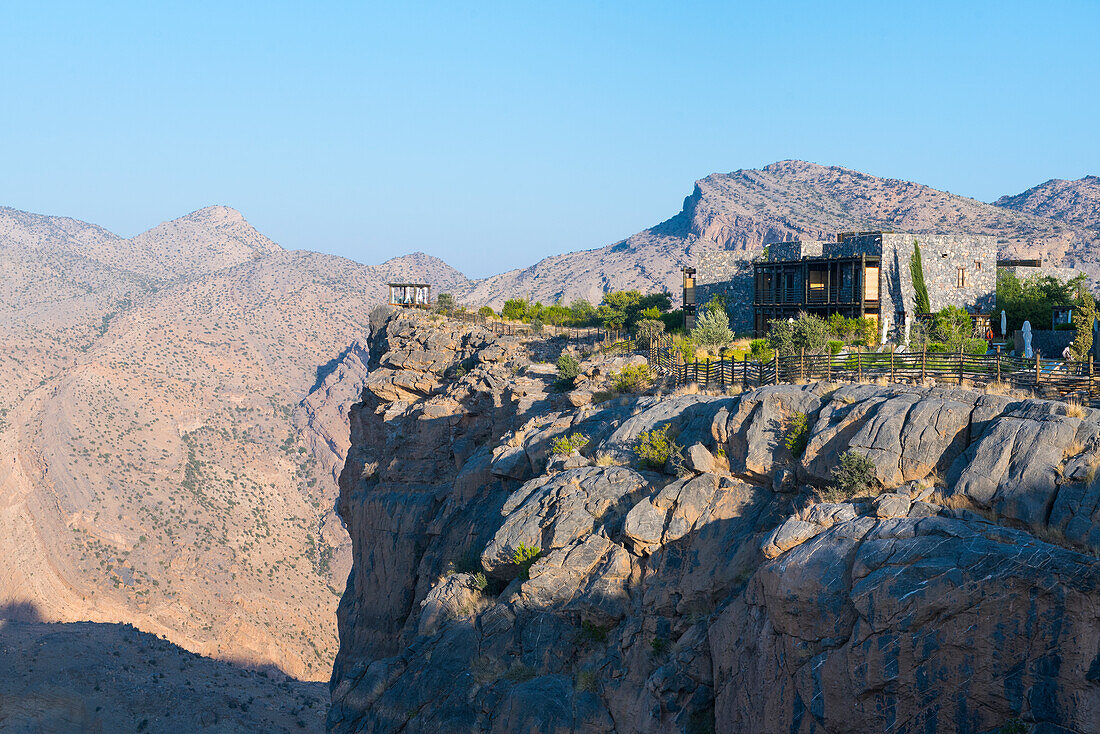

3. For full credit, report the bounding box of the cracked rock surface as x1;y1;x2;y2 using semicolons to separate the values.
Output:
329;312;1100;734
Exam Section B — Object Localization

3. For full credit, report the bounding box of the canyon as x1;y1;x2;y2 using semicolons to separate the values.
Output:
3;160;1100;731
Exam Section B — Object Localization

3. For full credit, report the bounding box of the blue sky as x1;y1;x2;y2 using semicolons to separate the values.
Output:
1;1;1097;278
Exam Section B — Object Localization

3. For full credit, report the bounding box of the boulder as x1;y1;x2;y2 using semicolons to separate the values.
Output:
760;518;823;559
490;445;532;481
723;384;826;481
802;386;976;489
946;401;1099;528
418;574;483;637
872;491;911;519
685;443;717;474
481;467;650;576
516;534;634;624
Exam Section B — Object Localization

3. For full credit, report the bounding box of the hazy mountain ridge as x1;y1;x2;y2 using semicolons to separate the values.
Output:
459;160;1100;307
0;206;472;684
995;174;1100;231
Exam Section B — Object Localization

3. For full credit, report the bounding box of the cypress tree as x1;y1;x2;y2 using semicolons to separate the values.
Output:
910;240;931;314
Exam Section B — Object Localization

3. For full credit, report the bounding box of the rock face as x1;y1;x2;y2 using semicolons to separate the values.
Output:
330;314;1100;734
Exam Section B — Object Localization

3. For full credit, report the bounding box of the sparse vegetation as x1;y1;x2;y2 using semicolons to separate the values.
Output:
783;412;810;458
633;424;682;470
556;353;581;386
593;451;619;467
575;670;598;692
826;451;878;500
649;636;670;658
550;432;589;455
511;543;543;580
611;364;652;392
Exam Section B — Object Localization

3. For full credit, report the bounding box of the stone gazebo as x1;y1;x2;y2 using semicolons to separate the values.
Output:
388;283;432;308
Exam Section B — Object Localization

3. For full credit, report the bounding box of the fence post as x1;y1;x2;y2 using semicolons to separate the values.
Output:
921;345;927;382
827;350;832;382
890;349;895;384
1091;356;1095;401
800;347;805;382
958;344;964;385
1035;351;1041;387
996;345;1002;383
773;353;779;385
857;347;862;383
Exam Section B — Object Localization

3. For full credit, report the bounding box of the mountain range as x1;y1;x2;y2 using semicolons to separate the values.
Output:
1;160;1097;686
460;161;1100;307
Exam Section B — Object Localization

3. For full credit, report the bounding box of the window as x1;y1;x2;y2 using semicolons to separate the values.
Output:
956;267;967;288
864;266;880;301
974;261;982;271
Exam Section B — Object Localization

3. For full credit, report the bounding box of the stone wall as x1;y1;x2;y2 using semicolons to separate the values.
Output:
886;233;997;317
695;251;755;333
768;239;824;261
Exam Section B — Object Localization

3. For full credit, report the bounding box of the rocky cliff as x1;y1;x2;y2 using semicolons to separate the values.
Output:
329;312;1100;733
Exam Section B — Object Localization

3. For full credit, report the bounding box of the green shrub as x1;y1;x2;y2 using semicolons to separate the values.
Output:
649;637;670;658
530;317;544;334
556;353;581;384
749;338;774;362
502;298;528;321
435;293;456;313
579;620;611;643
611;364;652;392
550;432;589;455
829;451;878;498
633;424;682;470
932;305;973;350
768;312;831;356
576;670;598;692
511;543;542;579
784;412;810;458
634;318;666;348
827;340;844;355
964;338;989;355
691;307;734;349
478;305;495;319
472;571;488;591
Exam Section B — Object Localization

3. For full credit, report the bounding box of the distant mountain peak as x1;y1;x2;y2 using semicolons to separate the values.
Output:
995;175;1100;231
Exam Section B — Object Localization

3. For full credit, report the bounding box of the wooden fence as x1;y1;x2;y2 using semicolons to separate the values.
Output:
648;335;1099;402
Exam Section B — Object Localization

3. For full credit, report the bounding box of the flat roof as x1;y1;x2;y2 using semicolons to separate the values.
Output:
387;282;432;287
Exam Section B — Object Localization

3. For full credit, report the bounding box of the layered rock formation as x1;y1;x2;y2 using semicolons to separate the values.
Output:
330;313;1100;733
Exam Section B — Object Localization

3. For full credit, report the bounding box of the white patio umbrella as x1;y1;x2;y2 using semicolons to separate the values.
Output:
1000;310;1007;339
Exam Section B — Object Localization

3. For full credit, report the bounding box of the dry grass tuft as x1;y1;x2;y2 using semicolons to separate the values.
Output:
1063;441;1087;460
594;451;621;467
1065;400;1088;419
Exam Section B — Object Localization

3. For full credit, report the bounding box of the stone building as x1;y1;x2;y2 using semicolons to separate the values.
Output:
695;232;998;336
